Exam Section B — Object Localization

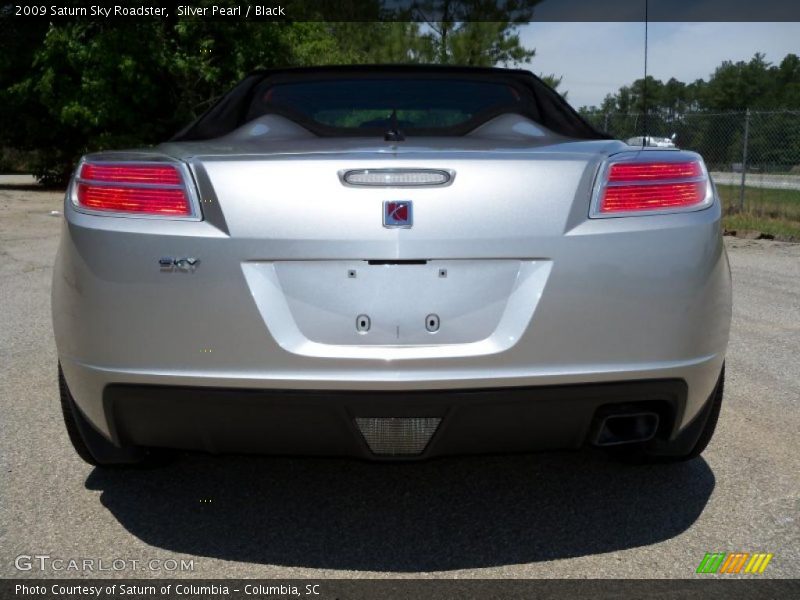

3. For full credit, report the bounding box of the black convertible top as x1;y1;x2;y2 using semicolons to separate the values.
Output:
172;65;608;141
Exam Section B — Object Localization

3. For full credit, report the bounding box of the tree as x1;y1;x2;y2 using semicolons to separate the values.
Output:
0;20;353;183
580;52;800;116
410;1;540;66
539;73;567;99
627;76;665;114
661;77;688;118
702;53;775;111
776;54;800;108
321;22;431;64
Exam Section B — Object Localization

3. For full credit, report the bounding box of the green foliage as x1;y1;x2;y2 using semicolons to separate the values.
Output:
718;184;800;241
582;53;800;115
1;17;334;183
409;1;541;66
431;21;535;66
323;23;432;63
539;74;565;98
0;8;542;183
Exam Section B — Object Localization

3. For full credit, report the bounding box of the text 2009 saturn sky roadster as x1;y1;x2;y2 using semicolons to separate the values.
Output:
52;66;731;466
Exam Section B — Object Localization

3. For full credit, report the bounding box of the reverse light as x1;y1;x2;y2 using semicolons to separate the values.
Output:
592;155;712;217
74;161;196;217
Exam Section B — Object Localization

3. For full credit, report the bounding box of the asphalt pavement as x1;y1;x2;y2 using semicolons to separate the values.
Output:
1;183;798;579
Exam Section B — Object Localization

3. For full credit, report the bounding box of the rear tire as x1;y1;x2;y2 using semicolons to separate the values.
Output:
58;364;153;467
613;365;725;464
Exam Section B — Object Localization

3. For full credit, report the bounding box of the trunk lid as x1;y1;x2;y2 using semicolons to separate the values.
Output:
175;139;620;257
160;136;622;357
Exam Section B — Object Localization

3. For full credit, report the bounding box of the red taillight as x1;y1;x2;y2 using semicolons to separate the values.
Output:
607;161;703;182
600;182;707;213
80;163;183;185
596;158;710;215
77;185;190;215
75;162;192;217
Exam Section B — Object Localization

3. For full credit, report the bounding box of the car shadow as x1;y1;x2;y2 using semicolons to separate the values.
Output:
85;450;714;572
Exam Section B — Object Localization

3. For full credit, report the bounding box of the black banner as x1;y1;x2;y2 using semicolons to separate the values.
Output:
3;0;800;23
4;579;800;600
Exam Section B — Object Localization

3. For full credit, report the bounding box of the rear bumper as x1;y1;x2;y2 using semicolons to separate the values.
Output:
102;379;688;460
59;352;725;447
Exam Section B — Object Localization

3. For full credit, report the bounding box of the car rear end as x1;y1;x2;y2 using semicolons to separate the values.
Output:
52;67;731;463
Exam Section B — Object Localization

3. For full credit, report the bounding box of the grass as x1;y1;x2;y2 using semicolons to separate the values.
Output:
716;184;800;240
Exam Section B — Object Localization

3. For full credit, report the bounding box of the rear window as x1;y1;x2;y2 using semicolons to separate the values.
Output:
244;78;525;134
171;68;608;143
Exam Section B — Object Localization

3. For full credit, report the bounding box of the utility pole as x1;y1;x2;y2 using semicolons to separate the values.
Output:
739;108;750;212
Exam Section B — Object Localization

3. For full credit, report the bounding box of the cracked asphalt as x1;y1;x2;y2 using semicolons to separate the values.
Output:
1;182;797;579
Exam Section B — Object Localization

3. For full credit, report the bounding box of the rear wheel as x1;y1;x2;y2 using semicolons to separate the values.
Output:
613;365;725;464
58;364;155;467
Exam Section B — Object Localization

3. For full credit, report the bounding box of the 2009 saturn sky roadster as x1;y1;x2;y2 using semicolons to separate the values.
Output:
52;66;731;466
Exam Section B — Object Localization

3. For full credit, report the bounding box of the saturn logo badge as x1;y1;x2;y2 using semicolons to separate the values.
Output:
383;200;413;228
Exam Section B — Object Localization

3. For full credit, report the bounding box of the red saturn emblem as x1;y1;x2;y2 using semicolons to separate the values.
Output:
383;200;413;228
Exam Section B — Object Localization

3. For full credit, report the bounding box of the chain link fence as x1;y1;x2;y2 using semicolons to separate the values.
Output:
583;110;800;229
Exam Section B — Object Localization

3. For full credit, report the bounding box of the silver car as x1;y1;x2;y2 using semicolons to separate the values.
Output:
52;66;731;466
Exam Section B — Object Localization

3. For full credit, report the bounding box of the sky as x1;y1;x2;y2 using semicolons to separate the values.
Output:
518;22;800;109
